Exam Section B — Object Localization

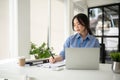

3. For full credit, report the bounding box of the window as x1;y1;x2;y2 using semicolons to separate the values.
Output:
88;3;120;63
51;0;64;54
30;0;65;55
30;0;48;45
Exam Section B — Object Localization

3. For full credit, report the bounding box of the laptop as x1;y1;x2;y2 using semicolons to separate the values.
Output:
65;48;100;70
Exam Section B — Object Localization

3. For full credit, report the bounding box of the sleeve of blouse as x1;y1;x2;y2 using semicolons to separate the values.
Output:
59;37;70;60
94;39;100;47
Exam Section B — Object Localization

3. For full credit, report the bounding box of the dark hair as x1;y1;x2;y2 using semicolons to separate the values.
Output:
72;13;92;35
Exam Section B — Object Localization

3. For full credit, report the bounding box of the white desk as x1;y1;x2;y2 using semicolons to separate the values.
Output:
0;59;120;80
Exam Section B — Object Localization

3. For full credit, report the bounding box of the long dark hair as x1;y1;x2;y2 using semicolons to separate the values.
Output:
72;13;93;35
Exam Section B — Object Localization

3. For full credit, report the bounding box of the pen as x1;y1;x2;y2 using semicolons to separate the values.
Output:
48;47;55;59
49;51;54;59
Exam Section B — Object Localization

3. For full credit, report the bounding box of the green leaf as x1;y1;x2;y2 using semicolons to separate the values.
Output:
29;42;55;59
110;52;120;62
31;42;36;49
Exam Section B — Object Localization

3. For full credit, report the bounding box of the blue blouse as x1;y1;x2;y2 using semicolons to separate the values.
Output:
59;33;100;60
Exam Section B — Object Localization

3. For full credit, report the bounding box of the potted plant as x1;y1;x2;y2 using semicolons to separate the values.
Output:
110;51;120;74
30;42;54;59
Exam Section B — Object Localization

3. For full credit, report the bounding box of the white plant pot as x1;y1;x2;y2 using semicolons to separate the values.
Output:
112;61;120;74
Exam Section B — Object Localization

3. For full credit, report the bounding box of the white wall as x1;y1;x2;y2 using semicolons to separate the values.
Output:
0;0;9;59
17;0;30;58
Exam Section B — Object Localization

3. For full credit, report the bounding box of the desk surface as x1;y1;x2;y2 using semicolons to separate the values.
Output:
0;59;120;80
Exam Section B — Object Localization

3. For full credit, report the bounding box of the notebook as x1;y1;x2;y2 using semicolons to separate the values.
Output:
65;48;100;70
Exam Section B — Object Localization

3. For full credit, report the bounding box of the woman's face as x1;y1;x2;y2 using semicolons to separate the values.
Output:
73;18;86;34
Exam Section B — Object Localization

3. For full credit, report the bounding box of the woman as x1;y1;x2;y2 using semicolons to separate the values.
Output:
49;13;100;63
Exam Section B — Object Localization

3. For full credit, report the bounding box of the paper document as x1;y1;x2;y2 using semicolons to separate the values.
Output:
37;60;65;68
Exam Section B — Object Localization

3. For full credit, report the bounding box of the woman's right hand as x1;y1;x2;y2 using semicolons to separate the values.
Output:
49;55;63;63
49;56;56;63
